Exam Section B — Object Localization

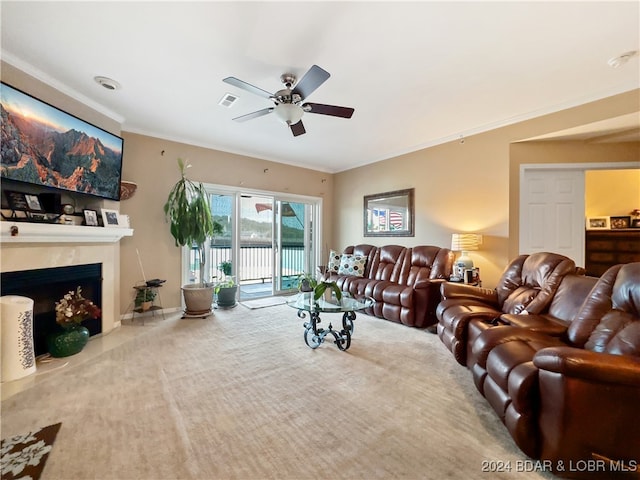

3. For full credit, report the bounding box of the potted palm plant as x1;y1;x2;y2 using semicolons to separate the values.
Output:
164;158;223;316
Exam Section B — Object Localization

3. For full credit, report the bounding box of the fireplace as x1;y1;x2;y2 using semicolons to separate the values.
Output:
1;222;132;355
1;264;103;356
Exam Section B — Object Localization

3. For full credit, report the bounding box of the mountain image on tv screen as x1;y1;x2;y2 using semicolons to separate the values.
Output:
0;83;123;200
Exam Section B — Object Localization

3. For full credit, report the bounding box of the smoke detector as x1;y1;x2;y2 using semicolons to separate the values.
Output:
94;76;121;90
607;50;638;68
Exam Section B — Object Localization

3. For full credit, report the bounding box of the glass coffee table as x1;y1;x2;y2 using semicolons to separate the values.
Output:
287;293;374;351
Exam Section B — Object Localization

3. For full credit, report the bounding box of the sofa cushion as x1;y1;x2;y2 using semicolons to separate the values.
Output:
327;250;342;274
338;254;367;277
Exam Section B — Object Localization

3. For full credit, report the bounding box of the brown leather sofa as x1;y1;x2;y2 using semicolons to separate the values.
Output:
469;263;640;478
436;252;579;366
322;244;453;328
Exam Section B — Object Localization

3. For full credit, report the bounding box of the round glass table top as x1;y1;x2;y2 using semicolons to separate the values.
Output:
286;292;373;313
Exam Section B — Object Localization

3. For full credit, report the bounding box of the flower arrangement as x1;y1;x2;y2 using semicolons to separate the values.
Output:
55;287;101;327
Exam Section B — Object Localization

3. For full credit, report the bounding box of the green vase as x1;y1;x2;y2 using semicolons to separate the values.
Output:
46;324;90;358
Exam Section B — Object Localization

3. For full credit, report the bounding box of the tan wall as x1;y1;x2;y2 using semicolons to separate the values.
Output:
334;90;640;288
585;169;640;217
118;133;334;312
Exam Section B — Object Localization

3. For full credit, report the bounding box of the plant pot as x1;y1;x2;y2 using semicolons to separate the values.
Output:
181;283;214;315
216;286;238;308
46;324;90;358
141;301;152;312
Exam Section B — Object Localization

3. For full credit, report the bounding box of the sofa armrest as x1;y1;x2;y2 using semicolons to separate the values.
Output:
534;347;640;387
500;313;567;336
413;277;446;290
471;327;564;368
440;282;499;306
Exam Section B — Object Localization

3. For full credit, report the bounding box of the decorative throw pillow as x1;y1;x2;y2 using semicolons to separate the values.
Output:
327;250;342;274
338;254;366;277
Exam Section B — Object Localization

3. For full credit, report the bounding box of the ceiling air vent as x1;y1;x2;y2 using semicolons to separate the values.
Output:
218;93;239;108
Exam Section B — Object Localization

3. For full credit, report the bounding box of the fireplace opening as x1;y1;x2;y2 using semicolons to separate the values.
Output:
1;263;102;356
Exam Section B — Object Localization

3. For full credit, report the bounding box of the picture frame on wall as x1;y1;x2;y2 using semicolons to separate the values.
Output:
101;208;120;227
586;216;610;230
610;216;631;229
83;209;100;226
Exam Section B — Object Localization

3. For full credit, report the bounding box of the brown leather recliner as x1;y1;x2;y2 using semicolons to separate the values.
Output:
471;263;640;478
436;252;578;366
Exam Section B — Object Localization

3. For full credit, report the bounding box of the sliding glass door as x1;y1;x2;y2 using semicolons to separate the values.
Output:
182;186;321;301
276;200;313;294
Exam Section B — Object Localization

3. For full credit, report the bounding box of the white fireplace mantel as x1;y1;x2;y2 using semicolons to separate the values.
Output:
1;221;133;243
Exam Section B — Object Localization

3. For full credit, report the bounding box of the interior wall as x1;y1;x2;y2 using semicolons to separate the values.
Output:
118;133;334;312
333;90;639;289
585;169;640;217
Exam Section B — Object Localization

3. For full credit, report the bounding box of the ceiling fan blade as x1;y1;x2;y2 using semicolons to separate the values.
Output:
232;108;274;122
223;77;274;99
290;120;306;137
291;65;330;101
304;103;354;119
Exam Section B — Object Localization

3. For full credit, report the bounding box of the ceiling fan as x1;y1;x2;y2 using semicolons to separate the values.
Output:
222;65;354;137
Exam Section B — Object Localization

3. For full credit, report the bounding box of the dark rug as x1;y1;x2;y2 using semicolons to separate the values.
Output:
1;423;61;480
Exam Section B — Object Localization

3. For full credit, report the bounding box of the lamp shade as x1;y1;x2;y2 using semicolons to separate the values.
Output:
451;233;481;252
274;103;303;125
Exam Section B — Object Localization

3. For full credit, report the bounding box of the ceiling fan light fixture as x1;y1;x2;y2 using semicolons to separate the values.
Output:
274;103;303;125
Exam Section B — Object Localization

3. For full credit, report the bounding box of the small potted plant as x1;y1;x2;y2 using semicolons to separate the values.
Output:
215;276;238;308
296;272;317;293
215;260;238;307
218;260;232;277
296;273;342;304
135;288;157;312
313;280;342;304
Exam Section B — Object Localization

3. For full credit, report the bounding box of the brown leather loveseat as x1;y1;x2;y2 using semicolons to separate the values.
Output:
322;244;453;328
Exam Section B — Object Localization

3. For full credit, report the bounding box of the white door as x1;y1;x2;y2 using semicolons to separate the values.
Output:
520;168;585;267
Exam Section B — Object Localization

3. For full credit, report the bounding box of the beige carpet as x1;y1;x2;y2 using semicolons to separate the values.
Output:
1;305;554;480
240;296;288;309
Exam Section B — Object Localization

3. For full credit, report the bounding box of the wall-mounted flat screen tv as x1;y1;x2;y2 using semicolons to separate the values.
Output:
1;82;123;200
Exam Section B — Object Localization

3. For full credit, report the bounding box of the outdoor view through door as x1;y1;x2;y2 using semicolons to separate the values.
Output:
184;188;320;302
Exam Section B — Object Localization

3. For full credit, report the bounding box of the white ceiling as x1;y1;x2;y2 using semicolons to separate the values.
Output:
1;1;639;173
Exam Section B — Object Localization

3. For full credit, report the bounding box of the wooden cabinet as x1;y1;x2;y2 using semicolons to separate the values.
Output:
585;230;640;277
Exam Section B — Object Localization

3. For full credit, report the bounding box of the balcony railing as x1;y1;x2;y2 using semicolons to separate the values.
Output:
188;243;305;284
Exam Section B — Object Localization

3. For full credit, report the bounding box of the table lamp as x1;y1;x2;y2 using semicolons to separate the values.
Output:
451;233;482;279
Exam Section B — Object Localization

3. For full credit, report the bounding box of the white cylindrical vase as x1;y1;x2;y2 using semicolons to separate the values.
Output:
1;295;37;382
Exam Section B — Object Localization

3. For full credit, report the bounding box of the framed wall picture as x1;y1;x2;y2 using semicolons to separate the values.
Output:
364;188;415;237
101;209;120;227
83;209;100;226
586;216;610;230
610;216;631;229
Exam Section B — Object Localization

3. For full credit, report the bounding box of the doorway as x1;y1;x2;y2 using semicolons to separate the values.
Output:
519;162;640;267
182;186;321;301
